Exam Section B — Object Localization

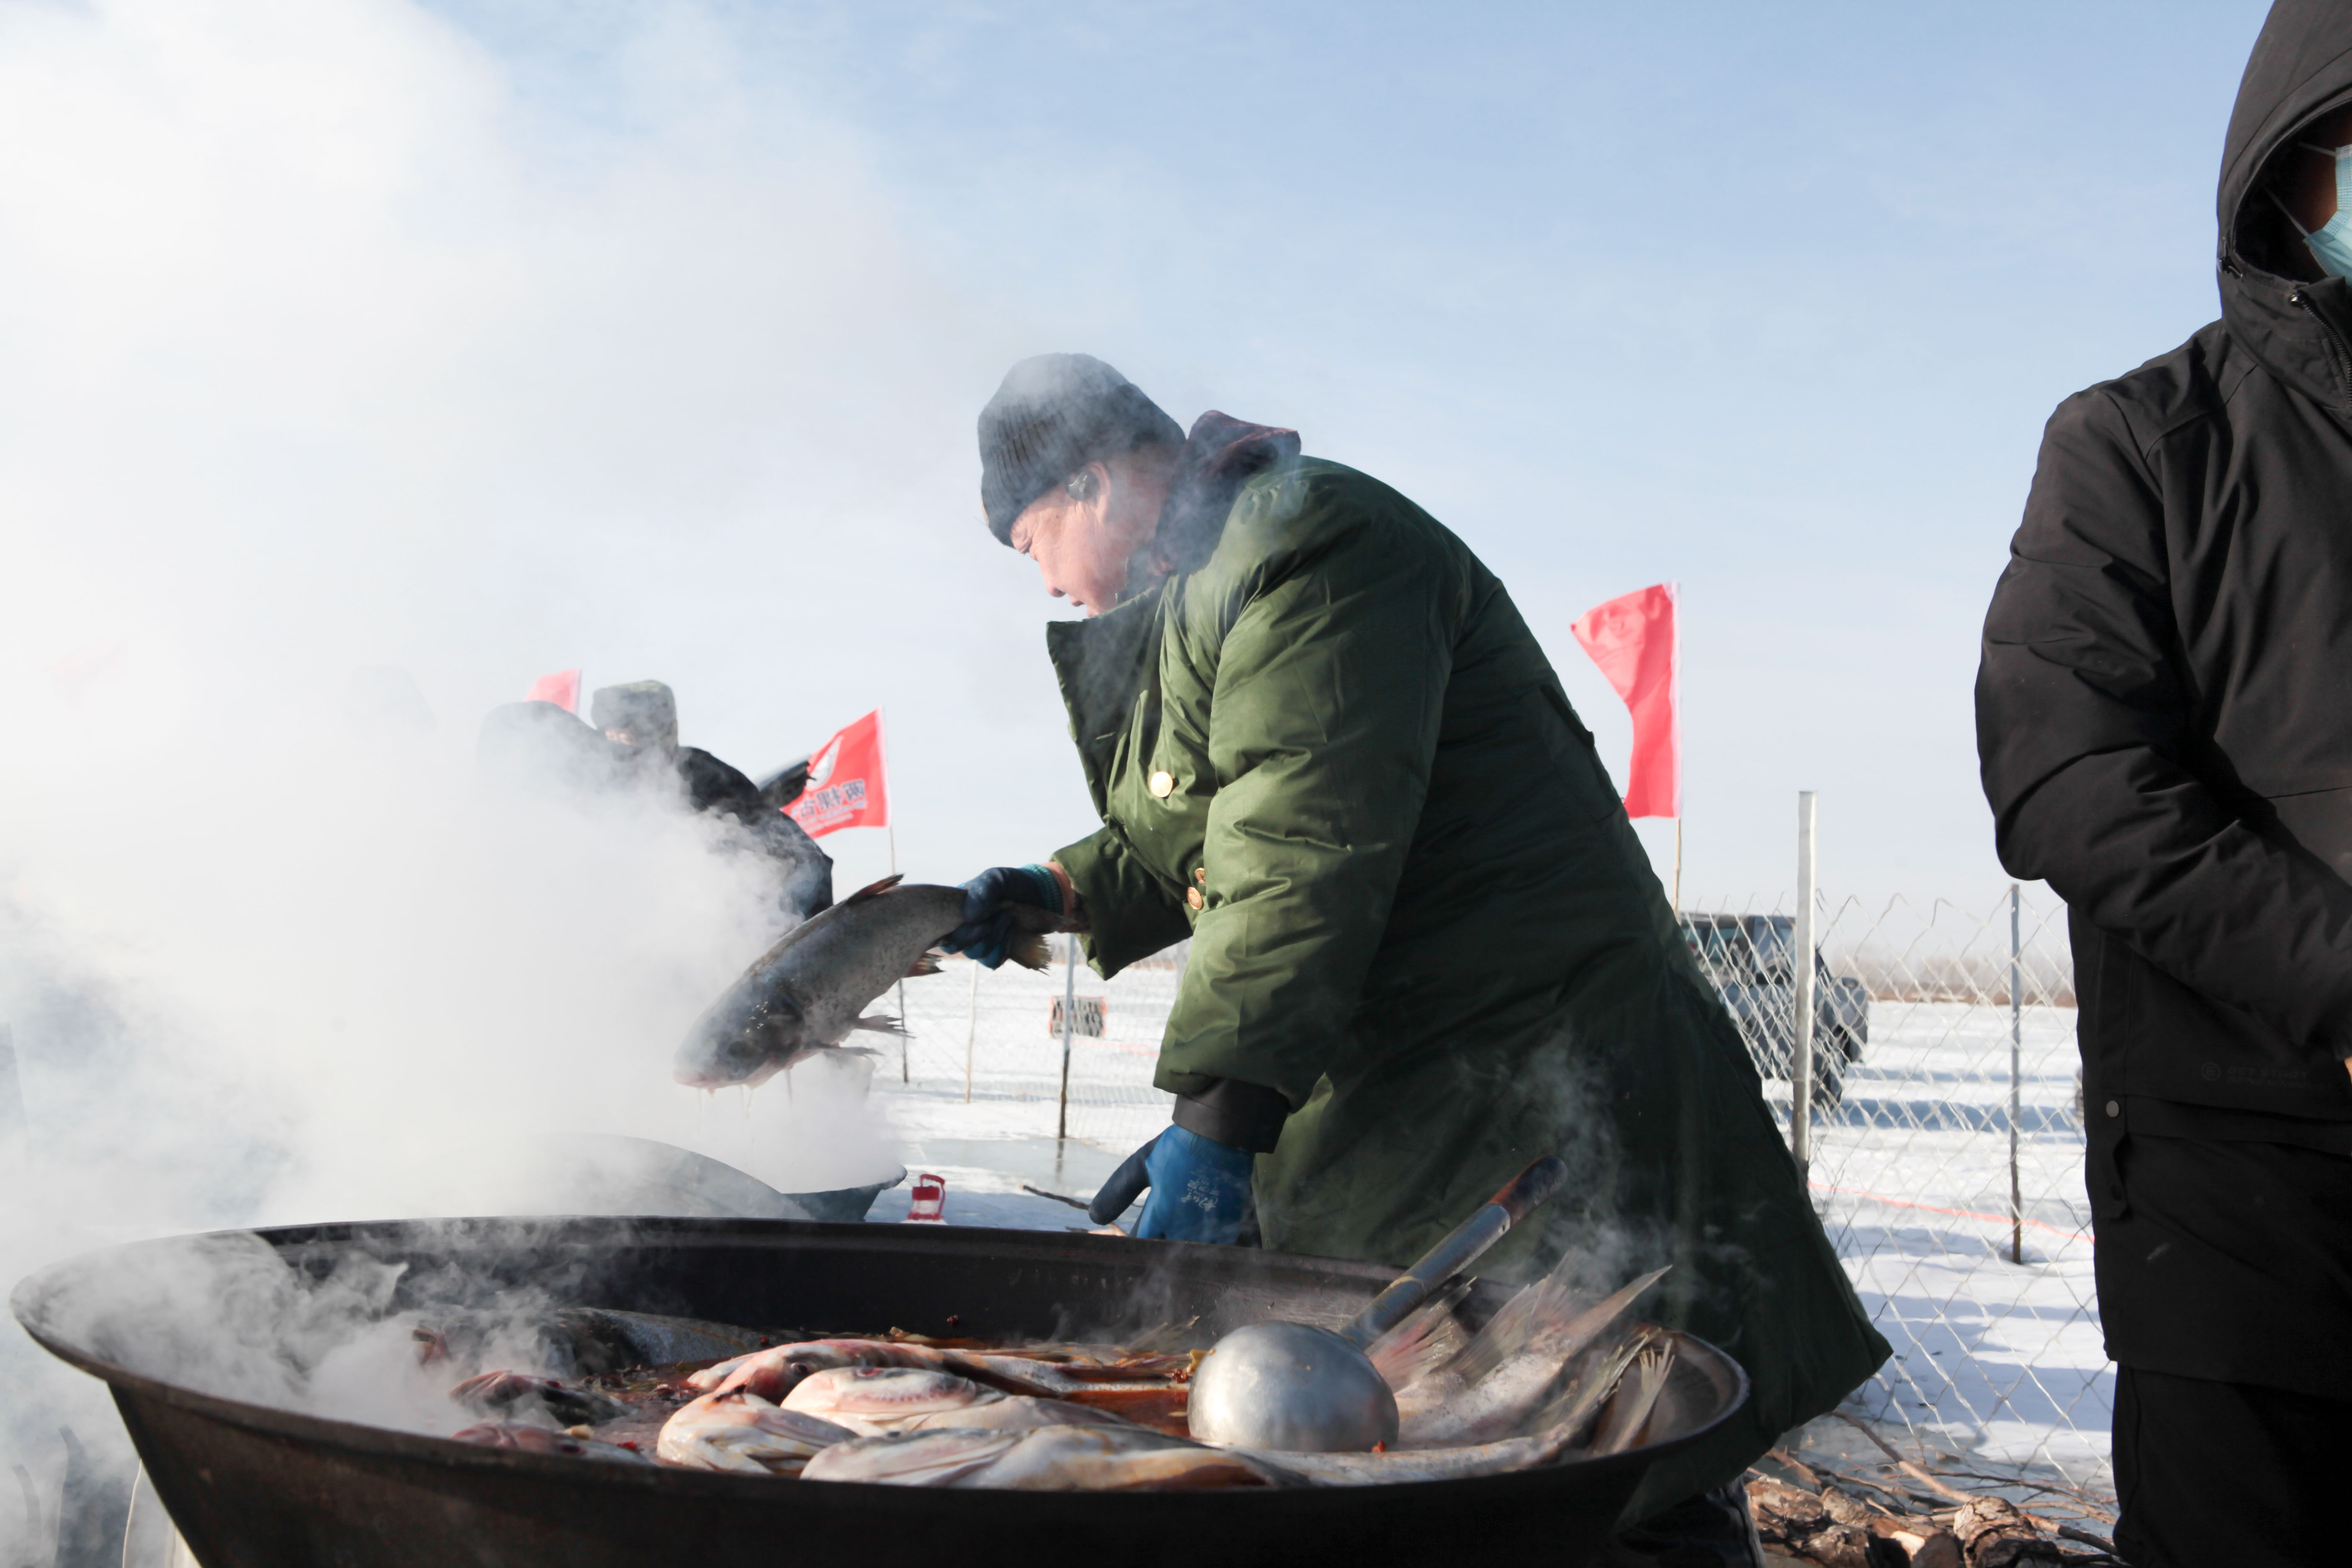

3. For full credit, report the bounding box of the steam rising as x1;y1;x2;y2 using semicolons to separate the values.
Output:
0;0;1017;1551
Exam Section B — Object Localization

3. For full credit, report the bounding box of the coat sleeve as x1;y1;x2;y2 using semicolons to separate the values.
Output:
1053;823;1194;976
1152;530;1454;1105
1977;389;2352;1051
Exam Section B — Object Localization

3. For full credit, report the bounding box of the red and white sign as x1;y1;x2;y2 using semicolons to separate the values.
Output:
526;668;581;713
784;709;891;838
1570;583;1680;820
905;1172;946;1222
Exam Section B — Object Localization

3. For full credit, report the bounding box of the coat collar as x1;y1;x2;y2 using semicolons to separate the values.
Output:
1045;587;1166;816
1119;412;1302;599
1043;413;1298;812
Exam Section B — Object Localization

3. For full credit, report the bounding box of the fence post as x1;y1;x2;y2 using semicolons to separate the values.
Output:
1791;792;1817;1180
2010;883;2024;1265
964;960;980;1105
1056;936;1076;1144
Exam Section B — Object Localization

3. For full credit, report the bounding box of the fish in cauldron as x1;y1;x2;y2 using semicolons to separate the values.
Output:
780;1367;1147;1436
450;1370;631;1428
790;1342;1658;1492
451;1420;652;1465
674;875;1073;1090
655;1388;858;1475
689;1337;1181;1402
801;1425;1304;1491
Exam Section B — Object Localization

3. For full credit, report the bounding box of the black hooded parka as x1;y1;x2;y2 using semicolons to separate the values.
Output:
1977;0;2352;1390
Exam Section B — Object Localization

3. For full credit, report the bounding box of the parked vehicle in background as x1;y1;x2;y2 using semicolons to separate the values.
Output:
1680;913;1869;1112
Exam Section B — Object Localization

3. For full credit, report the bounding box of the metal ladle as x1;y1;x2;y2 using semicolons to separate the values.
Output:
1186;1155;1569;1452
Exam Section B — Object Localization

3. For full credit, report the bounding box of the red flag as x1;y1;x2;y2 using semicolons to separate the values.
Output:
1570;583;1679;819
526;668;581;713
784;710;890;838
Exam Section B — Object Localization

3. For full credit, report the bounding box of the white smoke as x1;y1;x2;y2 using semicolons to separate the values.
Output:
0;0;1046;1554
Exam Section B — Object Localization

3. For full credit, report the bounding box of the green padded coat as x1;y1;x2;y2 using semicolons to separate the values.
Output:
1047;451;1887;1512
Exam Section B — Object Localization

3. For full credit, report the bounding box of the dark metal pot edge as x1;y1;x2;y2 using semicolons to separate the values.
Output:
13;1216;1750;1514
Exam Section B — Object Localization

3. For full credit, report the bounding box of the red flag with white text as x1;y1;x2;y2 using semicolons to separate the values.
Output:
526;668;581;713
1570;583;1679;819
785;710;890;838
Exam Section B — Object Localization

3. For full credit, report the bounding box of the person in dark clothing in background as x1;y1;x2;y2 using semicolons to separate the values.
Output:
591;681;834;920
1977;5;2352;1563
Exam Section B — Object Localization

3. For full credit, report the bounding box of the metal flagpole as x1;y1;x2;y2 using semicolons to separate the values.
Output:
964;959;979;1104
1672;818;1683;917
890;824;907;1083
1056;936;1076;1145
2010;883;2024;1265
1791;792;1818;1182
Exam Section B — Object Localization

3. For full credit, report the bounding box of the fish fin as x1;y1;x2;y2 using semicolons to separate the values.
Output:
851;1014;907;1036
1537;1324;1660;1455
1006;932;1057;972
843;874;905;905
1366;1275;1475;1392
836;1046;883;1058
905;950;944;978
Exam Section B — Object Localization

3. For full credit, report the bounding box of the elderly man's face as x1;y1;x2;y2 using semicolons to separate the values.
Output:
1008;457;1169;615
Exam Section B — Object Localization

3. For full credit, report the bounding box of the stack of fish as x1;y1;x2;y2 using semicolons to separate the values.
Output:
440;1253;1679;1491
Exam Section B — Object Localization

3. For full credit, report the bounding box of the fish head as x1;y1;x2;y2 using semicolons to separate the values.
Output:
725;1356;822;1402
783;1366;982;1421
674;990;811;1089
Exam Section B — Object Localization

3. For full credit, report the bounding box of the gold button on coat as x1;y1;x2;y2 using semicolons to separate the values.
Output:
1185;886;1204;910
1148;770;1175;798
1194;867;1207;885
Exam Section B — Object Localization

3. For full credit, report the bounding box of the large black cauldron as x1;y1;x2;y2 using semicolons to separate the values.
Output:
13;1217;1747;1568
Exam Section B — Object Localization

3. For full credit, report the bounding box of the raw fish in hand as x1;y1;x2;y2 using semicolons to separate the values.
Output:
675;876;1075;1090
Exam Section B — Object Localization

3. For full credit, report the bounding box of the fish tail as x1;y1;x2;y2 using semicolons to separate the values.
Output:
1006;932;1056;972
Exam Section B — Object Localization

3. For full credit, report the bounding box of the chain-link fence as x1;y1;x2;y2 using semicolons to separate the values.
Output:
875;892;2104;1497
884;935;1183;1154
1685;888;2103;1498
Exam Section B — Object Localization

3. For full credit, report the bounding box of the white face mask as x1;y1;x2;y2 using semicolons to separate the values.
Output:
2271;141;2352;280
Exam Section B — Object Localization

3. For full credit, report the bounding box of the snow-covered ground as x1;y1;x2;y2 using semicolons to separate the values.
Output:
862;954;2111;1490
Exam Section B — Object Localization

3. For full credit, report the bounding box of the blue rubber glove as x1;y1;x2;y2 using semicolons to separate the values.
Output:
1132;1124;1256;1244
940;864;1063;969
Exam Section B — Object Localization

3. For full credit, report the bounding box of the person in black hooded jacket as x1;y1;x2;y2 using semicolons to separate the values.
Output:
1977;5;2352;1563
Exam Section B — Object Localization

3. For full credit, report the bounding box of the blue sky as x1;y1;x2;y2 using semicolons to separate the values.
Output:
423;0;2270;904
0;0;2279;906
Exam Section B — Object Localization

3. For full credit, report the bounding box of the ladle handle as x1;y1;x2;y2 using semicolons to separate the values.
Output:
1338;1155;1569;1350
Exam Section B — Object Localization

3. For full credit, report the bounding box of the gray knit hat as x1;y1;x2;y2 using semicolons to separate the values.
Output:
977;354;1184;544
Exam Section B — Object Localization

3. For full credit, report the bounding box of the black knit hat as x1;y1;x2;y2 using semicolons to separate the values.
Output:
589;681;678;748
977;354;1184;544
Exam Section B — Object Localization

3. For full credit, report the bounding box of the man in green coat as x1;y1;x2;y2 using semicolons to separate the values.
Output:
942;355;1885;1559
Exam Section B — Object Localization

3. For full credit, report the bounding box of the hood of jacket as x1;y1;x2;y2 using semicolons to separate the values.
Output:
2220;0;2352;410
1121;412;1301;596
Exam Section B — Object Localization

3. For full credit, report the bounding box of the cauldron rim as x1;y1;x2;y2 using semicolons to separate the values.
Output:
13;1215;1751;1517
